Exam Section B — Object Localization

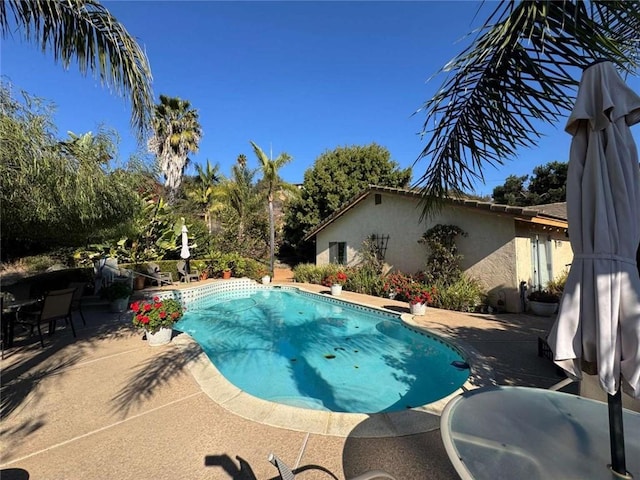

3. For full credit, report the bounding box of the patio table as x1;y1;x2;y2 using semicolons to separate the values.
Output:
441;386;640;480
2;297;42;347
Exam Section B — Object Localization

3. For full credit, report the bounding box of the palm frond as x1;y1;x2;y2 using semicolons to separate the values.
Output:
0;0;154;140
415;0;640;216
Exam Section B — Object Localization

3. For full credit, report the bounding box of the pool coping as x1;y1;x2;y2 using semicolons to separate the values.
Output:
168;281;494;438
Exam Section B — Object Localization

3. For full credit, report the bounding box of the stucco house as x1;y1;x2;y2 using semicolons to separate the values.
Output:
303;186;573;313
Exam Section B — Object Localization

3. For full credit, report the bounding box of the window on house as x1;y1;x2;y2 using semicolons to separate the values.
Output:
329;242;346;264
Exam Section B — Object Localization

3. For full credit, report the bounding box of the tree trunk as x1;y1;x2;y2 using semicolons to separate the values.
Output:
269;195;275;276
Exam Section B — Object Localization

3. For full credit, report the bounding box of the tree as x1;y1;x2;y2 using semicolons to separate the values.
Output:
0;0;154;139
185;159;221;233
284;143;411;254
0;84;141;257
148;95;201;204
492;175;529;206
415;1;640;212
528;161;568;205
250;141;293;275
492;161;567;206
215;155;268;258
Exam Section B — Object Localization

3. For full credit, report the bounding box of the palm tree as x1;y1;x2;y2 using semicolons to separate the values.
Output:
0;0;154;139
415;1;640;213
219;155;260;244
148;95;201;204
250;141;292;276
186;159;221;233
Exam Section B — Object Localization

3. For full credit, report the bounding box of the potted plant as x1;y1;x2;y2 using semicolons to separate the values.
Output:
323;271;348;296
222;267;232;280
101;282;133;313
259;268;271;284
406;286;432;316
527;289;560;316
131;296;184;346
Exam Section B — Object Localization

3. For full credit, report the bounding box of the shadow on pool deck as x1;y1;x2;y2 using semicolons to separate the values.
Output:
0;283;569;479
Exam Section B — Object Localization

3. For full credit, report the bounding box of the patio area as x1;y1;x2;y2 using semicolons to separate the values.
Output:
0;281;567;479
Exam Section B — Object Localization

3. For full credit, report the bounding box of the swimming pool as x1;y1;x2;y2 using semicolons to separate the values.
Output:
175;287;469;414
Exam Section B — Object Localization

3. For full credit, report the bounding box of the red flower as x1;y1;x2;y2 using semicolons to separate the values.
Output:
141;316;150;324
131;301;140;312
159;311;167;319
153;296;160;302
144;303;152;312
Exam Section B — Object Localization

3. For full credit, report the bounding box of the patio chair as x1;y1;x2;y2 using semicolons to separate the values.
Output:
147;263;173;286
268;453;397;480
17;288;76;348
67;281;94;325
176;260;199;283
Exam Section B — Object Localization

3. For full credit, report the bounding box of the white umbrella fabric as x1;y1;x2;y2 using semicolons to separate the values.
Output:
180;224;191;273
547;60;640;476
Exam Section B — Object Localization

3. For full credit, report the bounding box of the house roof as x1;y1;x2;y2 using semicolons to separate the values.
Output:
302;185;568;241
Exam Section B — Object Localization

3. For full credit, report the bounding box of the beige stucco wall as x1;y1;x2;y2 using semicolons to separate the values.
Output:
514;224;574;292
315;193;527;312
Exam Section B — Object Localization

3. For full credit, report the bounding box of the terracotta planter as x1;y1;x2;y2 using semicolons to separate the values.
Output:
146;327;172;346
330;284;342;296
133;275;145;290
222;270;232;279
200;271;209;281
410;302;427;315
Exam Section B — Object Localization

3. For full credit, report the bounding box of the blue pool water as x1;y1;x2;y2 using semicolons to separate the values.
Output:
175;287;469;413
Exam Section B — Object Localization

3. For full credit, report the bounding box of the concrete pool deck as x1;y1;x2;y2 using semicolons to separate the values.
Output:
0;280;569;479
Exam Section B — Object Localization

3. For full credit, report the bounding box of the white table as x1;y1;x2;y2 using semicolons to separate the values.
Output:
441;386;640;480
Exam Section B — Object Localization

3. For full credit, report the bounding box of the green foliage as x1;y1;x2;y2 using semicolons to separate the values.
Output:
1;0;154;138
293;263;343;285
148;95;202;204
344;267;385;296
284;143;411;252
415;1;640;212
131;297;183;334
100;282;133;301
544;269;568;298
0;84;143;257
419;224;466;287
431;276;486;312
492;162;567;206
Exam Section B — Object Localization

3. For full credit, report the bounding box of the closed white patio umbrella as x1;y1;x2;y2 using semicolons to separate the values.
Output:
180;224;191;273
547;60;640;477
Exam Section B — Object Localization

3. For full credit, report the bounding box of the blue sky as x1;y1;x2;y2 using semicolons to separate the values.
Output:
3;1;636;196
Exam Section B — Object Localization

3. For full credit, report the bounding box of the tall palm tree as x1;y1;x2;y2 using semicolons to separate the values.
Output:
415;1;640;213
250;141;292;276
0;0;154;139
148;95;201;204
187;159;221;233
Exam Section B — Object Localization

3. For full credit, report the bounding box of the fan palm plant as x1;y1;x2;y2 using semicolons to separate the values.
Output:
250;141;293;276
415;1;640;214
186;159;221;233
148;95;202;204
0;0;154;139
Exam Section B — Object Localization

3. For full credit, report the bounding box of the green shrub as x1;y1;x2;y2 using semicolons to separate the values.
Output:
546;269;568;297
431;275;486;312
293;263;343;284
346;266;385;296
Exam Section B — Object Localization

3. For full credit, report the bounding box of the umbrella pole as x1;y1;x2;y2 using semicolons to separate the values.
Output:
608;389;630;478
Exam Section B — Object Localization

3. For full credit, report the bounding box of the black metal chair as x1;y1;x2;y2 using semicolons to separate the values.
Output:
18;288;76;348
